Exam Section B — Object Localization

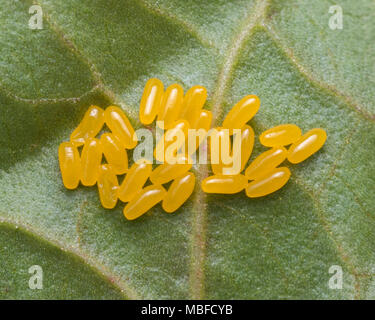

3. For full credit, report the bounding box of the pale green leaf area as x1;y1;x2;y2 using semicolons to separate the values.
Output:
0;223;123;299
0;0;374;299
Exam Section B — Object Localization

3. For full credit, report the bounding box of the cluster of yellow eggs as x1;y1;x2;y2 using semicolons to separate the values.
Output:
58;78;327;220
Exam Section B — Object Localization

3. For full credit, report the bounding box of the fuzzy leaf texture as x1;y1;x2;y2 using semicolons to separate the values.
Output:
0;0;374;299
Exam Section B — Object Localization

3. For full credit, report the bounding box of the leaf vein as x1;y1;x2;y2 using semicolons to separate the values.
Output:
263;24;375;123
211;0;270;124
135;0;218;51
189;0;270;299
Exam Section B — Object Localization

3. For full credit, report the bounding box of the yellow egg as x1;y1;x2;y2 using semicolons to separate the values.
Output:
58;142;81;190
139;78;164;125
154;120;189;163
260;124;302;147
118;160;152;202
70;105;104;146
246;167;290;198
201;174;248;194
150;154;192;185
104;106;137;149
100;133;128;175
157;84;184;129
123;185;167;220
222;95;260;131
81;138;102;186
97;164;119;209
179;85;207;126
288;128;327;164
162;172;196;213
245;147;287;180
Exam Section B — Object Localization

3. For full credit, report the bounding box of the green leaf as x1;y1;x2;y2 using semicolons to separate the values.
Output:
0;0;374;299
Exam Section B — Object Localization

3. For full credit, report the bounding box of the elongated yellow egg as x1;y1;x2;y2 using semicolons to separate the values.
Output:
222;95;260;131
187;109;212;154
192;109;212;131
58;142;81;190
288;128;327;164
210;127;231;175
97;164;119;209
100;133;128;175
118;160;152;202
123;185;167;220
245;146;287;180
235;124;254;173
162;172;196;213
150;155;192;185
104;106;137;149
139;78;164;125
260;124;302;147
70;105;104;146
179;85;207;126
157;84;184;129
201;174;248;194
246;167;290;198
154;120;189;163
81;138;102;186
